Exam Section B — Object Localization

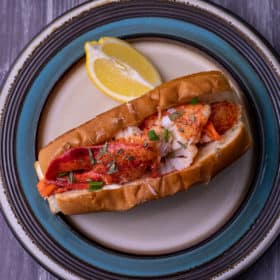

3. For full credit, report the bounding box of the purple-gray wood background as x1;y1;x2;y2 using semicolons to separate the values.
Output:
0;0;279;279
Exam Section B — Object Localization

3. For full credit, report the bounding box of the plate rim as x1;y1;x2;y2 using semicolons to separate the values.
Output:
0;0;279;279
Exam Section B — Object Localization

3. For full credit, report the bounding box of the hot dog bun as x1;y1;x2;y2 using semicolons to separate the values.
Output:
38;71;232;173
35;71;251;215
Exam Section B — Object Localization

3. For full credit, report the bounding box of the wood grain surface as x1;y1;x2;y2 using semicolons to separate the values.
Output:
0;0;279;279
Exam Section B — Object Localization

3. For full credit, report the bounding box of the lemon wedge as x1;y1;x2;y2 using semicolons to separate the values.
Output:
85;37;162;102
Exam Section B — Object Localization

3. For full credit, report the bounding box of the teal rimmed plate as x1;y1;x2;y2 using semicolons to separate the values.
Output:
0;1;280;279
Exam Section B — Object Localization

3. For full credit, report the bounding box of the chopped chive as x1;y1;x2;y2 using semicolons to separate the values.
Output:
68;171;75;183
190;97;198;104
163;128;169;142
57;171;68;178
177;141;187;149
148;130;159;141
168;111;184;121
88;181;104;191
87;148;95;166
107;161;118;174
97;142;108;159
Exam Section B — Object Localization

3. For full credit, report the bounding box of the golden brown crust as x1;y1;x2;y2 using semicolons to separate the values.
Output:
38;71;231;173
55;123;251;215
36;71;251;215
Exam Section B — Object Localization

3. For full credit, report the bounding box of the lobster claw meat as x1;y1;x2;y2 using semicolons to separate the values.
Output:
45;139;160;184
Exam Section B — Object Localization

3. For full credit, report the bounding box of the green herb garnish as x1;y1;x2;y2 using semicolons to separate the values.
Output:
177;141;187;149
87;148;95;166
57;171;68;178
88;181;104;191
97;142;108;159
163;128;169;142
148;129;159;141
190;97;198;104
68;171;75;183
168;111;184;121
107;161;118;174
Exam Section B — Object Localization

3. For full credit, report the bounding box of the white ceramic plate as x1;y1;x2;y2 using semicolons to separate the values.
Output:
1;1;279;279
38;39;253;255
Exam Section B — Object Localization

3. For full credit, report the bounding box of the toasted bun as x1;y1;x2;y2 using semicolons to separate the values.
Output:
47;122;250;215
38;71;231;173
35;71;251;215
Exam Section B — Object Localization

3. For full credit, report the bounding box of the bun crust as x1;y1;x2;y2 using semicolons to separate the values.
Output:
36;71;251;215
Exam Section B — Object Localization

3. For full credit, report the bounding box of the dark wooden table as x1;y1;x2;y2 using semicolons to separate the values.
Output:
0;1;279;279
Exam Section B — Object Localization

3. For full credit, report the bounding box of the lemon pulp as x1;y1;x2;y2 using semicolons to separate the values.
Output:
85;37;162;102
